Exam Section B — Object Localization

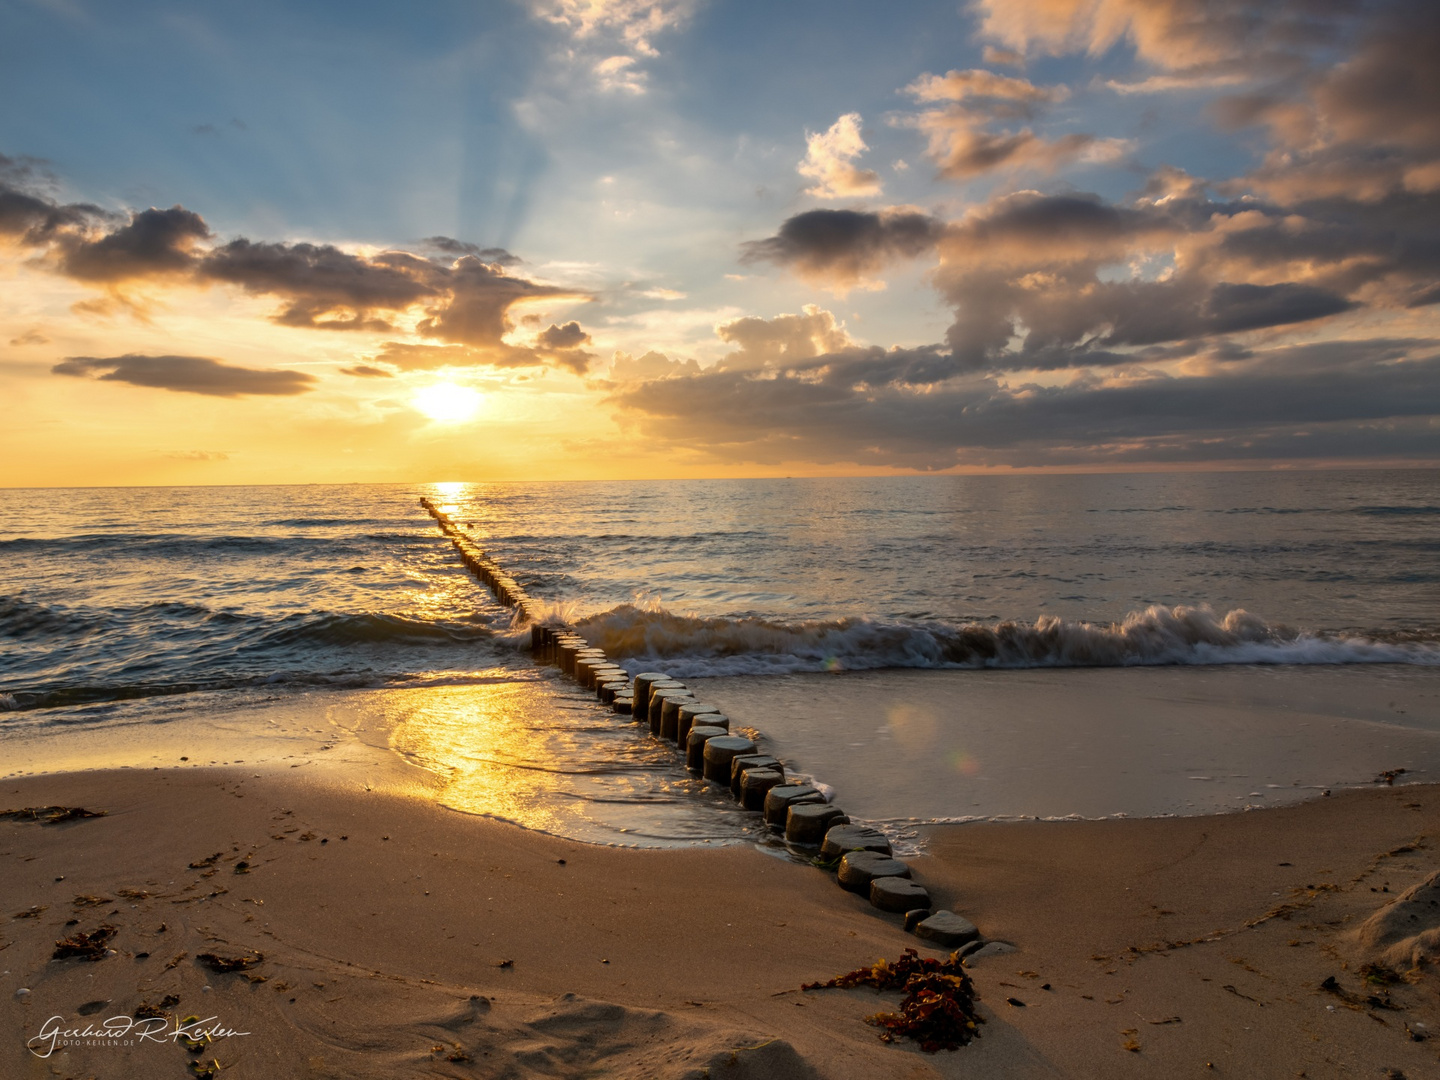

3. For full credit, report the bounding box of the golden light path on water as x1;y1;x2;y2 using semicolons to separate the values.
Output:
377;680;759;847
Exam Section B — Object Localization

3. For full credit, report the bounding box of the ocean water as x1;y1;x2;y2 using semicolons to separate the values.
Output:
2;473;1439;843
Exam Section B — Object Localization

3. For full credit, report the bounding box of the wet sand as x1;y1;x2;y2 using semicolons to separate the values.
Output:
698;664;1440;821
4;759;1440;1078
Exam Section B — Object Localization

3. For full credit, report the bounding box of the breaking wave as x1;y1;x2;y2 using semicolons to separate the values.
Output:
571;603;1440;678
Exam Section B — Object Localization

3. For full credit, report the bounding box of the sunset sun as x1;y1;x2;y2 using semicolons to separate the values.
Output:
411;383;482;423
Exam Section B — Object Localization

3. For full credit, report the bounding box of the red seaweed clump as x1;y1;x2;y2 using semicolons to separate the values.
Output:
802;947;983;1052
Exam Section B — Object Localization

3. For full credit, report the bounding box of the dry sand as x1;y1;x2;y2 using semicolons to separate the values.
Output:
4;763;1440;1079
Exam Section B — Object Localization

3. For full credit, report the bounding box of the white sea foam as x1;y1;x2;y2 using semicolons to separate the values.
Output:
567;602;1440;678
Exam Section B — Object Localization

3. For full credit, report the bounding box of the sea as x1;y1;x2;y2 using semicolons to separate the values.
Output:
3;472;1439;847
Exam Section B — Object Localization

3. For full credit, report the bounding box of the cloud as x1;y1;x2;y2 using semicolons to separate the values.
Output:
604;335;1440;468
605;349;700;381
419;237;521;265
53;354;317;397
161;450;229;461
1105;72;1249;95
930;189;1372;370
712;305;853;372
58;206;210;282
749;14;1440;380
1214;3;1440;204
899;69;1128;180
339;364;394;378
907;69;1065;109
0;153;109;245
741;207;944;289
2;159;589;371
9;329;48;346
198;240;438;330
537;321;592;349
971;0;1364;74
982;45;1026;69
534;0;693;56
415;256;586;353
798;114;882;199
370;342;523;371
594;54;646;93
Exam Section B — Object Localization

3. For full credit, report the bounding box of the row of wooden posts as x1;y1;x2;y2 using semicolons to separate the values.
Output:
417;497;981;948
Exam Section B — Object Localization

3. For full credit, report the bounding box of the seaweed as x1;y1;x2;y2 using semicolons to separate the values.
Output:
134;994;180;1020
52;924;117;961
1319;973;1401;1011
197;951;263;973
0;806;106;824
802;948;984;1052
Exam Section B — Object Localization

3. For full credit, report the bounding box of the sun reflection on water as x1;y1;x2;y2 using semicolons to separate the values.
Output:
379;680;757;847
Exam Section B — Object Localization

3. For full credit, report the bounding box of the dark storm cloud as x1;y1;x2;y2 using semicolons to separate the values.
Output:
605;338;1440;468
741;208;945;287
53;354;316;397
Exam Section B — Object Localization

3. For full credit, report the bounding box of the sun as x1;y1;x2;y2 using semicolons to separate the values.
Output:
412;383;483;423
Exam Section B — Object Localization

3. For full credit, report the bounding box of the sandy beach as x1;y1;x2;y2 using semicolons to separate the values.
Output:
5;755;1440;1079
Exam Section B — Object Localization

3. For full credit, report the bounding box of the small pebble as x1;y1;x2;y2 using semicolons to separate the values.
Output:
202;985;212;993
15;988;30;1000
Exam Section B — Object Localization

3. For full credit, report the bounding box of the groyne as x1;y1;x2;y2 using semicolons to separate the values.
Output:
418;496;987;952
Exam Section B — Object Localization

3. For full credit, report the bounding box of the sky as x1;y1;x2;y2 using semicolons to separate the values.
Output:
1;0;1437;485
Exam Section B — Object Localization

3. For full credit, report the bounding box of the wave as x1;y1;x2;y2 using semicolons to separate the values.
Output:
569;603;1440;678
252;610;494;647
0;594;495;645
0;668;522;713
0;531;426;556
